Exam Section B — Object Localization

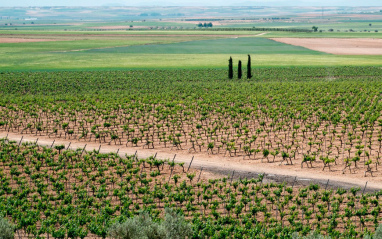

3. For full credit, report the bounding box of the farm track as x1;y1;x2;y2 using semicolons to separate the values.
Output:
2;131;380;192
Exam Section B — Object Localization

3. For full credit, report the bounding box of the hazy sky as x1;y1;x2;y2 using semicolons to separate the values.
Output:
2;0;382;7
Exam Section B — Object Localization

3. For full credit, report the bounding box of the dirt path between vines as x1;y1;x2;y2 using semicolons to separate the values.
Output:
1;131;380;192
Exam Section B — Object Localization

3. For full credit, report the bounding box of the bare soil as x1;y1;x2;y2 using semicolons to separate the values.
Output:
301;14;382;20
87;26;152;30
0;37;56;43
164;20;225;26
271;38;382;55
1;131;380;192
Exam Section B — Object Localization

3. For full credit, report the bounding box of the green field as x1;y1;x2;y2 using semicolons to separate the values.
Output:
2;53;382;71
87;37;325;55
221;20;382;32
1;31;382;71
1;9;382;72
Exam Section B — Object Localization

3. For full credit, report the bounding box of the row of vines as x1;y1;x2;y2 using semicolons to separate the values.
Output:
1;67;382;177
0;138;382;238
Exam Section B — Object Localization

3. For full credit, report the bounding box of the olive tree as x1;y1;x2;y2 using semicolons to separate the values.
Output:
108;208;192;239
0;215;15;239
108;212;165;239
162;208;192;239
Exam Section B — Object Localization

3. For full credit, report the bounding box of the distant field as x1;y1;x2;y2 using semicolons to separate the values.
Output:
0;28;382;71
264;31;382;38
86;37;325;55
1;29;382;38
0;35;230;53
2;31;382;71
0;30;265;35
1;53;382;71
220;20;382;32
272;38;382;55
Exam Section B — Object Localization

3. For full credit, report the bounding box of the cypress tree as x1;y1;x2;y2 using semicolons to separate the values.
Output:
228;57;233;79
238;60;242;79
247;54;252;79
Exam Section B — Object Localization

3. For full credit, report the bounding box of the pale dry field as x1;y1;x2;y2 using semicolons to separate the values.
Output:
271;38;382;55
87;25;152;29
0;37;56;43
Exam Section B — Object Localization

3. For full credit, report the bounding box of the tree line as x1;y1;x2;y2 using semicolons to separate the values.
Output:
228;55;252;79
193;27;312;32
197;22;213;28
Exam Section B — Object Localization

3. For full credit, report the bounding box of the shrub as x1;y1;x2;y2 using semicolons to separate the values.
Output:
0;215;15;239
108;212;165;239
374;223;382;239
108;208;192;239
292;225;382;239
292;231;331;239
163;208;192;239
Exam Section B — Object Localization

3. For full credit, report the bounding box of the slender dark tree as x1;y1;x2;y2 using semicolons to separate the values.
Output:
247;54;252;79
228;57;233;79
238;60;242;79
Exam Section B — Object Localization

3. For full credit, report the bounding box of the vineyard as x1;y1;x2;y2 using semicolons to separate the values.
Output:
0;139;382;238
1;66;382;237
1;67;382;179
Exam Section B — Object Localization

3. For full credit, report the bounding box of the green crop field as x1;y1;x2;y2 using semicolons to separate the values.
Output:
2;53;382;71
87;37;325;54
1;32;382;71
221;20;382;32
0;35;229;53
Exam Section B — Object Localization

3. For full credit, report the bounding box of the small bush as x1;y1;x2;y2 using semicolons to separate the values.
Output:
292;232;331;239
107;220;142;239
292;224;382;239
108;208;192;239
163;208;192;239
0;215;15;239
374;223;382;239
108;212;165;239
